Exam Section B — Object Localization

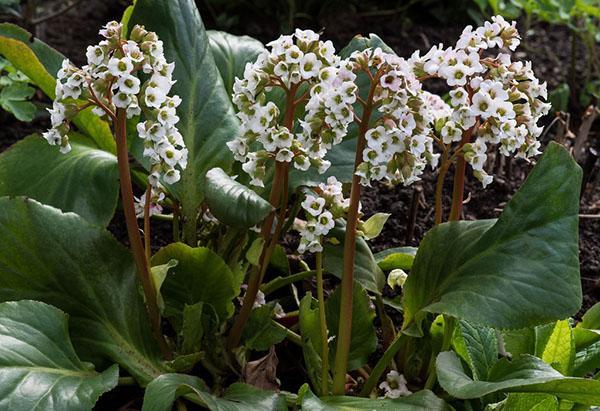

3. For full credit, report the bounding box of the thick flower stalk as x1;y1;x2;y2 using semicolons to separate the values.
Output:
332;46;438;394
409;15;550;221
227;29;355;348
43;20;186;355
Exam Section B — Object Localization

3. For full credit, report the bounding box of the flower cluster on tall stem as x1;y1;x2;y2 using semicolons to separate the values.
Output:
409;15;550;222
227;29;354;348
44;20;186;355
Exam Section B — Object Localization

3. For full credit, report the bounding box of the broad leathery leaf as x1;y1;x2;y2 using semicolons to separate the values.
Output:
326;283;377;371
323;223;385;294
437;351;600;404
541;320;575;375
181;302;205;355
0;23;115;152
0;134;119;226
0;197;167;383
502;328;536;358
207;30;265;97
0;300;118;410
152;243;241;326
142;374;287;411
129;0;239;229
455;320;499;380
502;393;559;411
374;246;418;271
242;303;287;351
205;168;274;228
403;143;582;330
298;384;450;410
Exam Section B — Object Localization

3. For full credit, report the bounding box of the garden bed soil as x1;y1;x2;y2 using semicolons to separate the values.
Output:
0;0;598;407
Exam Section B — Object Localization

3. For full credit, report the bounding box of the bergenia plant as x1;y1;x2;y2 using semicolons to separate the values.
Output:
0;0;596;409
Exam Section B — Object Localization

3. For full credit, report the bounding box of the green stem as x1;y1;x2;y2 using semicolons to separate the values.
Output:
261;270;316;295
425;315;455;390
118;376;136;386
332;73;378;394
359;332;407;397
115;109;170;358
316;251;330;395
273;320;302;346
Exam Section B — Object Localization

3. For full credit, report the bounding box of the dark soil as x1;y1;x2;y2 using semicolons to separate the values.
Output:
0;0;598;407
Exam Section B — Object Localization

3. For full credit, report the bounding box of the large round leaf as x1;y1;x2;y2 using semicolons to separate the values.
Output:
207;30;265;97
437;351;600;405
402;143;582;330
0;300;118;410
0;197;166;383
129;0;240;239
0;134;118;226
152;243;242;325
142;374;286;411
205;168;273;228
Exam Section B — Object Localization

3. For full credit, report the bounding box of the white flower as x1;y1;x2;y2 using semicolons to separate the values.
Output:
379;371;411;399
117;75;141;95
86;45;105;66
302;195;326;217
299;53;322;79
144;86;167;108
107;56;133;77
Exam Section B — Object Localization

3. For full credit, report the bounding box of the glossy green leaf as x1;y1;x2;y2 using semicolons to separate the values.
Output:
0;82;36;120
502;328;536;358
152;243;241;325
374;246;418;271
0;134;118;226
0;197;166;383
502;393;559;411
437;351;600;404
541;320;575;375
326;283;377;371
205;168;274;228
403;143;582;330
573;339;600;376
0;300;118;410
454;320;499;380
0;23;115;152
207;30;265;97
298;384;449;410
129;0;239;236
143;374;286;411
242;304;287;351
580;303;600;330
180;302;205;355
323;223;385;294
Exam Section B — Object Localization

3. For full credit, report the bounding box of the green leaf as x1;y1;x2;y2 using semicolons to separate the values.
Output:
0;23;115;153
360;212;390;240
339;33;396;58
573;339;600;376
402;143;582;330
151;259;178;313
0;300;118;410
581;303;600;330
129;0;240;235
242;304;287;351
205;168;274;228
152;243;241;325
437;351;600;405
143;374;286;411
502;328;536;358
374;246;418;271
503;393;559;411
298;384;450;410
323;223;385;294
326;283;377;371
299;294;326;394
181;302;205;355
454;320;499;380
0;197;166;383
0;134;119;227
246;237;265;266
207;30;265;97
0;82;36;121
541;320;575;375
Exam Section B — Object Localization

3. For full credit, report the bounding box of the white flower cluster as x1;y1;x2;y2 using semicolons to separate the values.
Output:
228;29;354;187
379;370;412;399
134;187;165;218
297;176;350;254
44;21;187;188
410;16;550;186
351;48;438;186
